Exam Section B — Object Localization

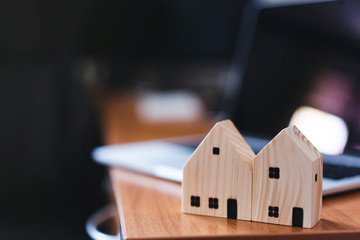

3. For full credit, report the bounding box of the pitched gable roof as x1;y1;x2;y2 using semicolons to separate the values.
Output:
207;120;255;169
258;125;321;162
284;125;321;161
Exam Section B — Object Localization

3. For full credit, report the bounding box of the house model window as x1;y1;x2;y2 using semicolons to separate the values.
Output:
269;167;280;179
191;196;200;207
208;198;219;209
213;147;220;155
268;206;279;218
315;174;318;182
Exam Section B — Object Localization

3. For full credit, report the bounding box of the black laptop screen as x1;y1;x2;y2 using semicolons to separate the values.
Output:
232;1;360;155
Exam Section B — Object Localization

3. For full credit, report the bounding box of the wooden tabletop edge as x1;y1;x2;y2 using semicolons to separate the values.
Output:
124;230;360;240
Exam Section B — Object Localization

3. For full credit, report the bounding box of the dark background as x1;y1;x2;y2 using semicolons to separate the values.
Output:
232;0;360;152
0;0;244;239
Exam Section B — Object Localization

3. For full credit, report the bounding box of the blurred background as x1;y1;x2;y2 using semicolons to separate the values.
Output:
1;0;360;239
0;0;244;239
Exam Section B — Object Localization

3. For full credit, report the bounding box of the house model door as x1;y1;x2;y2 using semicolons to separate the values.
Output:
292;207;303;227
227;199;237;219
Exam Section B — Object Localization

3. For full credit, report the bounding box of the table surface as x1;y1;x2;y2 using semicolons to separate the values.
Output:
110;168;360;240
102;93;360;240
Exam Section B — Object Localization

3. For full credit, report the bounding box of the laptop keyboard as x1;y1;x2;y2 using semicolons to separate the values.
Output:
323;163;360;180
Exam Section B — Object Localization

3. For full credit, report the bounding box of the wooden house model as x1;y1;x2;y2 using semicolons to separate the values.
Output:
252;125;322;228
182;120;322;228
182;120;255;220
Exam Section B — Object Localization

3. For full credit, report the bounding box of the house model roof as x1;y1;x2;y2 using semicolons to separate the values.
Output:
185;119;254;170
260;125;321;162
213;120;255;169
285;125;321;161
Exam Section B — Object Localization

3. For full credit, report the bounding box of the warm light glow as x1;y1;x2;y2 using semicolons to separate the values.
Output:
289;106;348;155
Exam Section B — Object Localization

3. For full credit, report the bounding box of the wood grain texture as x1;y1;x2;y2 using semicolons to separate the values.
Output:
252;125;322;228
182;120;255;220
110;167;360;240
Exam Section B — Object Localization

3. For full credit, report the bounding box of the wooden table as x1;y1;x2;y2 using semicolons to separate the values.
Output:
101;93;360;240
110;168;360;240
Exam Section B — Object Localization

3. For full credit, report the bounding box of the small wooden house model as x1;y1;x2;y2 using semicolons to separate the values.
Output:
252;125;322;228
182;120;322;228
182;120;255;220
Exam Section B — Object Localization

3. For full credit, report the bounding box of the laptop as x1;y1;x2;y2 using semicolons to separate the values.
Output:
93;0;360;196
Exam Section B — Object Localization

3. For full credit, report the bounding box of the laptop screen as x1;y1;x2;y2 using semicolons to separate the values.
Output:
231;1;360;156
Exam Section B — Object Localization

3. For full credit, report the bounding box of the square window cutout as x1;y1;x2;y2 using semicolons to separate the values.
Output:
209;197;219;209
213;147;220;155
269;167;280;179
191;195;200;207
268;205;279;218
